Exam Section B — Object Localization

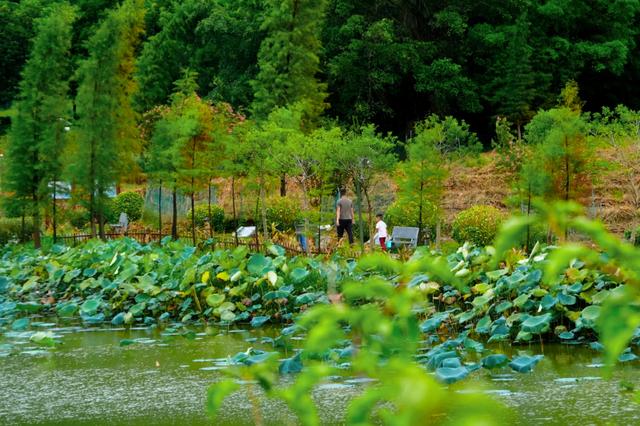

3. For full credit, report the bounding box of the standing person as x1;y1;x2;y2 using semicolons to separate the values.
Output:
374;213;388;252
336;188;354;244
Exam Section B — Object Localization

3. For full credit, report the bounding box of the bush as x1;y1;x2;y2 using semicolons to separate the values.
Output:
66;208;90;230
452;205;506;246
112;191;144;222
0;217;36;244
187;203;225;231
384;199;438;241
266;197;303;231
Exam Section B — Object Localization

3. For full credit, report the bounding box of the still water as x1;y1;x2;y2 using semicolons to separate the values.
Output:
0;324;638;425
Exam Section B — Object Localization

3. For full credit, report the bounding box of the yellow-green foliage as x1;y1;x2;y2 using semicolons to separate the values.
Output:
452;205;505;246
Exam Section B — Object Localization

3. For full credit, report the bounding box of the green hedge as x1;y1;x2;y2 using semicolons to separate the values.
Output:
0;217;36;244
187;203;225;231
112;191;144;222
452;205;505;246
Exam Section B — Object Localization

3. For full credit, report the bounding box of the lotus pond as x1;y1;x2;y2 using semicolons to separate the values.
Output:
1;323;639;425
2;235;640;424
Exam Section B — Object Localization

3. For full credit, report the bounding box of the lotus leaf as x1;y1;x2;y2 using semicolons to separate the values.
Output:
220;311;236;322
290;268;310;283
435;366;469;384
206;294;225;307
250;315;271;328
481;354;509;369
11;317;29;331
558;293;576;306
559;331;575;340
279;353;303;374
420;312;449;333
80;299;101;316
442;357;462;368
581;305;601;322
16;302;43;313
521;313;552;334
30;331;58;347
247;254;272;276
540;294;556;310
509;355;543;373
495;301;512;314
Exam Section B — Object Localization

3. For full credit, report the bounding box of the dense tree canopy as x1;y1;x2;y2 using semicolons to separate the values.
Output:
2;0;640;140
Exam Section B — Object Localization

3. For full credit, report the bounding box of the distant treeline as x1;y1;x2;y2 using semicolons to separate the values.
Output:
2;0;640;140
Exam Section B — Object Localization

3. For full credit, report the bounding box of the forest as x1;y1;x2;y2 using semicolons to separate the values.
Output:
3;1;640;425
2;0;640;139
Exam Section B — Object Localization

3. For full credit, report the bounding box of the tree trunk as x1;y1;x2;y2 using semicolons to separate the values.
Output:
98;206;105;240
280;174;286;197
32;192;41;249
52;180;57;244
418;179;424;245
208;180;213;238
89;189;96;238
158;181;162;239
526;184;532;251
259;176;268;242
232;176;238;246
355;179;365;253
20;208;26;243
191;189;196;246
363;185;374;249
172;184;178;240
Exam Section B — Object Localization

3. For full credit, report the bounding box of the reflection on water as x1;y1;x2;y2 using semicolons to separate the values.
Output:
0;325;639;425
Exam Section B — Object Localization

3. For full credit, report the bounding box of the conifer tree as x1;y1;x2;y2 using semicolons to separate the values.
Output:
4;3;76;248
251;0;328;121
71;0;144;239
150;71;214;245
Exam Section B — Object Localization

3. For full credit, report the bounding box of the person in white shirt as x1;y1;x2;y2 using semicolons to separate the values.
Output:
374;213;388;252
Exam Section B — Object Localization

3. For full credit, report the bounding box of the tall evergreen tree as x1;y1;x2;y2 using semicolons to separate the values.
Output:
251;0;328;121
71;0;144;239
4;2;76;248
485;14;537;139
150;71;215;244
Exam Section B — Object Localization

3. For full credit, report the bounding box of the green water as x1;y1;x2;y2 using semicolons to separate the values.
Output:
1;325;639;425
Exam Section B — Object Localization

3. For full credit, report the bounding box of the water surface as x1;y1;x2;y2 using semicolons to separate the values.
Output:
1;325;638;425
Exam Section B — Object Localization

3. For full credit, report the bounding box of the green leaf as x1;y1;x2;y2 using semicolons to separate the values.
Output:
206;293;225;307
30;331;58;347
206;381;239;419
290;268;310;283
513;293;529;307
521;313;552;334
250;315;271;328
435;366;469;384
597;288;640;370
56;302;78;317
220;311;236;322
509;355;543;373
495;301;512;313
16;302;43;313
481;354;509;369
80;299;101;316
247;254;272;276
11;317;30;331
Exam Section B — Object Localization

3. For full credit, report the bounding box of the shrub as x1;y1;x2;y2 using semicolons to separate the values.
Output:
452;205;506;246
67;208;90;230
187;203;225;231
0;217;36;244
112;191;144;222
384;199;438;240
266;197;303;231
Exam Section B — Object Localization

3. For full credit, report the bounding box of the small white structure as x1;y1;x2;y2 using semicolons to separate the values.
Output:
110;212;129;234
235;226;256;238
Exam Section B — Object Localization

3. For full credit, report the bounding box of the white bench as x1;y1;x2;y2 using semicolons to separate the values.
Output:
390;226;419;248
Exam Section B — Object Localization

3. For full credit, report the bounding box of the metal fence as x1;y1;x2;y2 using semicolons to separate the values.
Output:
55;230;329;257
